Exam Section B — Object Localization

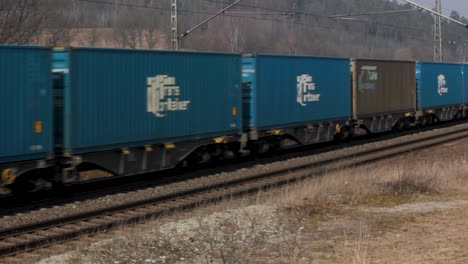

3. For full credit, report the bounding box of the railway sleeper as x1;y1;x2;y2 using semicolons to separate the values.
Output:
3;125;468;259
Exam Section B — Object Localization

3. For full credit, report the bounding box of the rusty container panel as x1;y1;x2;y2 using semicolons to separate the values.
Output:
352;59;416;118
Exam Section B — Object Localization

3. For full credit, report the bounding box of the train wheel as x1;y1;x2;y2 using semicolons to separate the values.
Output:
426;115;434;126
249;139;271;156
403;118;411;130
9;177;33;195
257;140;270;155
9;175;51;194
419;116;428;128
342;126;354;141
334;125;351;141
393;120;405;132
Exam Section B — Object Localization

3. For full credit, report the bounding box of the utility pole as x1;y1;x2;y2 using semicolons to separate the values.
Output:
434;0;443;61
171;0;179;50
403;0;468;61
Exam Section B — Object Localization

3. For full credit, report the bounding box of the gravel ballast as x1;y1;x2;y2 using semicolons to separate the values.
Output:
0;123;467;230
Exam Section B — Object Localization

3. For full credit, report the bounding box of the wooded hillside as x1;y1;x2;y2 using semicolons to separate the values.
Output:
1;0;468;62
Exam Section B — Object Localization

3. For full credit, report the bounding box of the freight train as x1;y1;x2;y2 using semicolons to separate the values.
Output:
1;45;467;192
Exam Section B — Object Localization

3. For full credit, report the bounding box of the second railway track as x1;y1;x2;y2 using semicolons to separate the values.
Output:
1;123;468;259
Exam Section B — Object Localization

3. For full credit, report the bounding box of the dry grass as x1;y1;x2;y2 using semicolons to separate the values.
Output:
263;150;468;209
250;144;468;263
350;222;371;264
28;141;468;264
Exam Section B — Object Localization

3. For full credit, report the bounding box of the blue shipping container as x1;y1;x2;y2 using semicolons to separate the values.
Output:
243;54;351;130
416;62;463;109
463;65;468;104
0;46;53;163
55;48;242;154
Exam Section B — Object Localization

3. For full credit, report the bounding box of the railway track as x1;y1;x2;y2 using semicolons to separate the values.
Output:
0;120;436;216
0;123;468;259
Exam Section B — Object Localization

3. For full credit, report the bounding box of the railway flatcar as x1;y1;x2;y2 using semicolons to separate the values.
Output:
52;47;243;183
0;46;54;190
2;45;468;192
242;54;352;153
416;62;464;124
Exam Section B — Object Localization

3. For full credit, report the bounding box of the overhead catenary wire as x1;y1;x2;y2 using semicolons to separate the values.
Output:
75;0;431;33
329;9;422;18
72;0;331;32
402;0;468;28
224;11;294;16
199;0;468;39
73;0;462;44
179;0;243;38
201;0;326;18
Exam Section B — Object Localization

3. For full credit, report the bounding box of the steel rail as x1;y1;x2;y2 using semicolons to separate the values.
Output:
0;124;467;258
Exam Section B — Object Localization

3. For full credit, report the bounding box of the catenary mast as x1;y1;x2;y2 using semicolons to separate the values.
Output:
434;0;443;61
171;0;179;50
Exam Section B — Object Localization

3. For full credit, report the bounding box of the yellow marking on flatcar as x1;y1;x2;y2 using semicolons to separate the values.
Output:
232;106;237;116
122;148;130;155
145;145;153;152
268;130;283;135
34;121;43;133
213;137;226;144
335;124;342;133
2;168;16;185
164;143;176;149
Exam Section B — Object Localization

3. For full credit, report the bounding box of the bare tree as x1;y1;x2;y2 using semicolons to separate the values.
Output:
112;27;129;48
145;28;159;49
87;28;100;47
40;9;75;46
43;26;75;47
0;0;48;44
112;26;139;48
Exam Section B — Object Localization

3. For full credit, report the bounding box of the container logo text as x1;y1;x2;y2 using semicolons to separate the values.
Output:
29;145;44;151
437;74;448;96
358;65;378;91
147;75;191;118
297;74;320;106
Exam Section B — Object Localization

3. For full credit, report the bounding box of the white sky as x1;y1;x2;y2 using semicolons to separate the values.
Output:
441;0;468;17
402;0;468;17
